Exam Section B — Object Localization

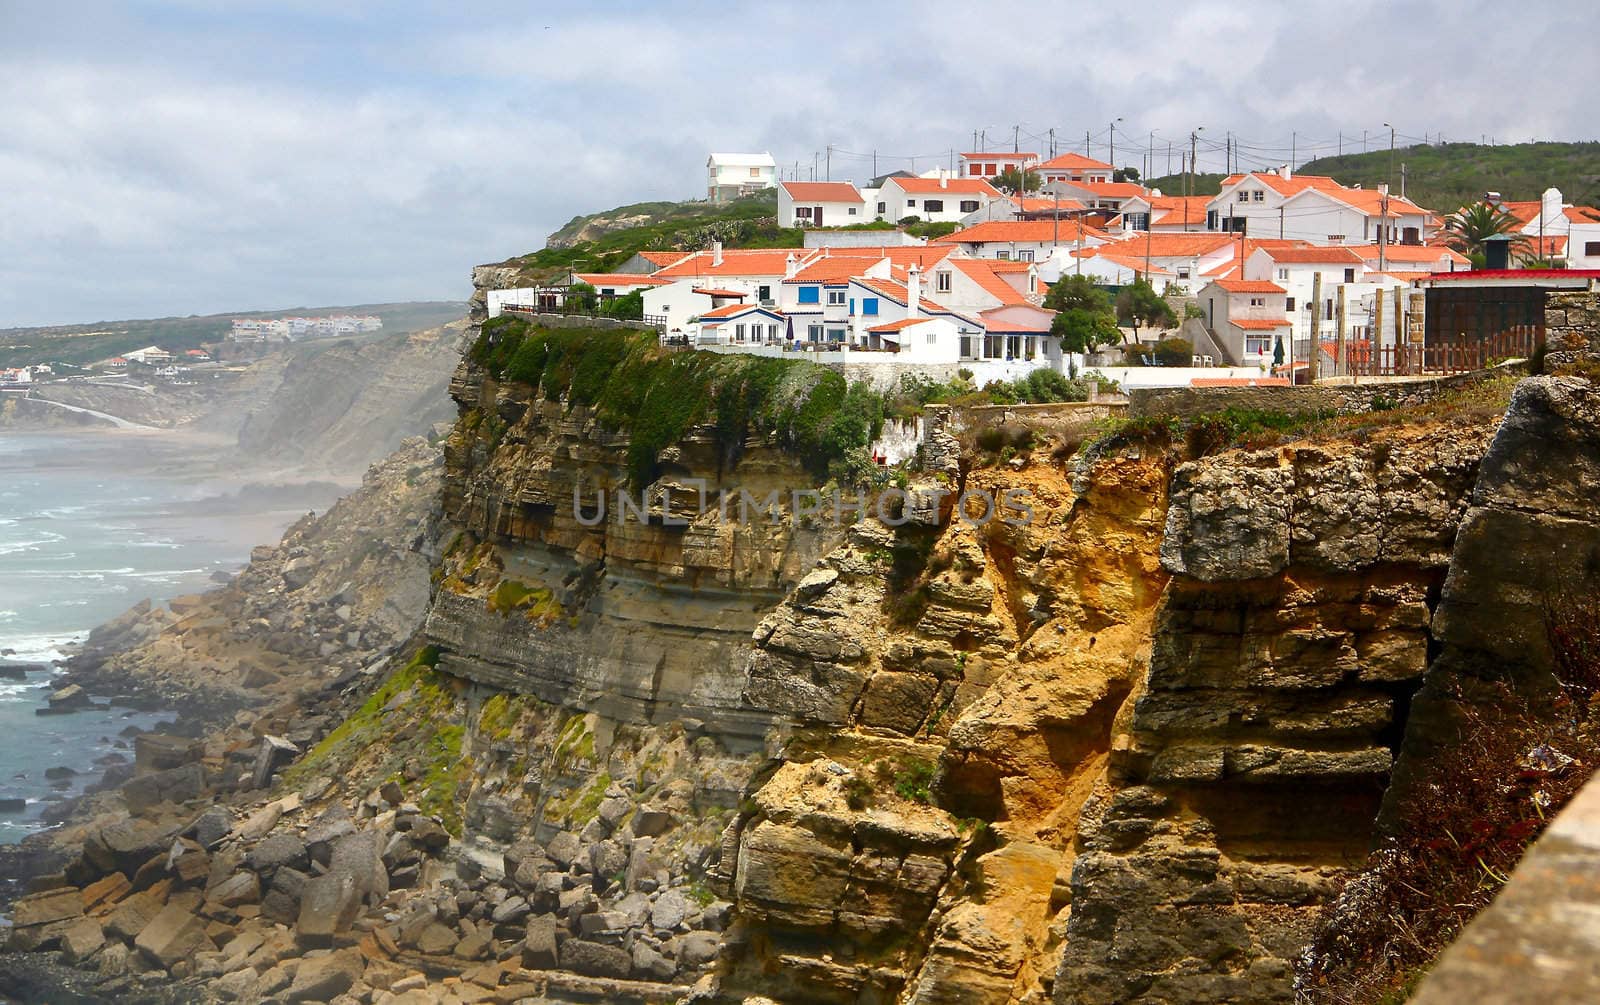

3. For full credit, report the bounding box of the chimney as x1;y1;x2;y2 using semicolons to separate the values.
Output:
1543;187;1564;223
1280;163;1292;180
784;252;798;279
712;241;724;267
940;174;948;189
907;265;922;315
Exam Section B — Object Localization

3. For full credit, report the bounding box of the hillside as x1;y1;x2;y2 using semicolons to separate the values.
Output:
0;300;463;369
1146;140;1600;214
503;189;804;285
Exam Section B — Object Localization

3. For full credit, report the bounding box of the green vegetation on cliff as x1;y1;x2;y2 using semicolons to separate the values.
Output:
472;317;883;483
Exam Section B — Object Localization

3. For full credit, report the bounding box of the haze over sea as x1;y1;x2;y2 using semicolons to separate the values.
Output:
0;431;333;844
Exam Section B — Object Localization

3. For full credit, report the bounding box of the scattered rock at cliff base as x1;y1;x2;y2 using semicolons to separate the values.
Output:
250;733;300;789
133;902;213;969
40;683;91;714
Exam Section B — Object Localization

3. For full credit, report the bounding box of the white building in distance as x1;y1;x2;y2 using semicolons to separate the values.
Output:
707;153;777;203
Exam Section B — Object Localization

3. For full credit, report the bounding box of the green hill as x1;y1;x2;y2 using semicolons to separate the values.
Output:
1147;142;1600;215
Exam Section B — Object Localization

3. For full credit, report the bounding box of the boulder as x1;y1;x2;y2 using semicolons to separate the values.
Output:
286;947;364;1002
104;890;163;942
207;871;260;908
121;762;205;814
630;809;676;838
650;889;690;932
251;735;301;789
296;874;360;947
559;939;632;979
60;917;105;964
83;818;169;875
521;915;559;970
544;831;581;868
632;941;677;981
190;806;233;849
11;886;84;928
415;922;458;955
134;903;213;970
248;832;308;873
81;871;131;912
47;684;91;711
490;895;530;925
328;830;389;905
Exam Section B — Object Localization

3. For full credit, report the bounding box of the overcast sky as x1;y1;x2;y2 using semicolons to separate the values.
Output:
2;0;1588;327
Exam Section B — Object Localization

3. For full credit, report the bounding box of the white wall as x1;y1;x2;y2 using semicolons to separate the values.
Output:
777;190;868;227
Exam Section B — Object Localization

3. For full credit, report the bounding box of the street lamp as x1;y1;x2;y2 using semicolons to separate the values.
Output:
1383;122;1396;187
1109;117;1125;171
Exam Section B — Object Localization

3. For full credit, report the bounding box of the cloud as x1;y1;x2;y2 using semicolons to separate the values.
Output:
0;0;1590;326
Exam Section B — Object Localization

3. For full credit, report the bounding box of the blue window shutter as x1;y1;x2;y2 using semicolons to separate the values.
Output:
798;286;820;304
849;298;855;315
863;298;879;316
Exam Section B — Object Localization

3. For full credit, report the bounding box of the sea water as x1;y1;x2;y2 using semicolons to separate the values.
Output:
0;432;328;843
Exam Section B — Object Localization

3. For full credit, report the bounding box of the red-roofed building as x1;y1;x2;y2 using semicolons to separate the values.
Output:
874;176;1004;224
778;181;867;227
1036;152;1114;186
572;273;674;298
1198;277;1292;363
1208;167;1436;246
959;152;1038;178
940;220;1112;264
641;246;816;331
1046;180;1149;216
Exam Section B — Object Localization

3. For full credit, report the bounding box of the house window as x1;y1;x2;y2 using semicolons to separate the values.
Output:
798;286;820;304
1237;191;1250;203
1286;297;1296;311
1277;268;1289;280
735;323;746;341
826;327;846;342
1177;268;1191;280
969;164;982;175
1020;250;1035;262
936;272;952;293
827;290;846;306
1245;336;1272;355
758;285;771;301
877;201;887;214
924;199;944;212
907;200;917;209
1325;299;1334;320
997;251;1010;260
1343;268;1355;283
960;200;979;212
926;331;937;345
807;324;823;341
862;297;880;316
794;206;813;220
1249;297;1266;307
750;167;760;177
1587;241;1600;256
848;207;858;215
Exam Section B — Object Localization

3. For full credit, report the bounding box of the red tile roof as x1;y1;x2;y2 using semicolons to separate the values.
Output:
1107;232;1234;257
1191;377;1292;387
867;318;934;332
654;249;804;279
960;152;1037;160
1037;152;1114;172
824;246;957;267
1347;245;1468;266
854;277;954;314
1065;181;1147;199
699;303;777;321
780;181;864;202
1230;317;1293;329
785;257;872;283
943;220;1108;244
949;259;1029;306
1257;246;1363;264
691;287;748;298
575;273;672;287
639;250;691;267
1214;279;1286;293
887;177;1003;196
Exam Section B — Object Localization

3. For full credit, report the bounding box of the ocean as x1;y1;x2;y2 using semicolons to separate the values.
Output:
0;431;337;844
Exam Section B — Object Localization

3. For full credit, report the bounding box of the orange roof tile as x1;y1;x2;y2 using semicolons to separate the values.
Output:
887;177;1003;196
639;250;691;267
698;303;777;321
574;273;672;287
1037;152;1113;172
780;181;864;202
949;259;1029;306
1066;181;1147;199
1230;317;1293;329
691;287;748;297
943;220;1108;244
854;277;954;314
1565;205;1600;223
960;152;1038;160
867;318;934;332
1347;245;1468;265
785;257;872;283
1257;246;1364;264
1191;377;1292;387
1214;279;1286;293
653;249;806;279
1107;232;1234;257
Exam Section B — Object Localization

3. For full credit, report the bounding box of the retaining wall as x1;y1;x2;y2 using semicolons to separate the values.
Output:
1129;361;1528;419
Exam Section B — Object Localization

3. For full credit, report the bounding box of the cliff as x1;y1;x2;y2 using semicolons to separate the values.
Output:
13;272;1600;1005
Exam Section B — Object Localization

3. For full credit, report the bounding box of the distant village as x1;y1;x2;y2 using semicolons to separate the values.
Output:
0;314;382;389
490;148;1598;389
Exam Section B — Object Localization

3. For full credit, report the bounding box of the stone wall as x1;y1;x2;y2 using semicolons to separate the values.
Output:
1129;361;1527;420
1544;288;1600;352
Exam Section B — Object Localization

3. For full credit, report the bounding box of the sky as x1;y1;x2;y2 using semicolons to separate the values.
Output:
1;0;1591;327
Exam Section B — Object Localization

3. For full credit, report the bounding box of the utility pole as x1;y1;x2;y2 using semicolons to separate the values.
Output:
1280;206;1285;240
1400;163;1407;201
1378;184;1390;273
1309;271;1323;380
873;149;877;179
1363;129;1368;153
1338;131;1342;157
1049;127;1056;158
1373;289;1385;376
1167;141;1172;176
1384;122;1396;188
973;129;979;152
1109;117;1122;171
826;145;832;182
1013;125;1020;154
1291;131;1296;168
1336;285;1348;382
1085;130;1090;157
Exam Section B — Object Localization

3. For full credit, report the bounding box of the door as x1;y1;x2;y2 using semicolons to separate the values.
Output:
814;205;824;226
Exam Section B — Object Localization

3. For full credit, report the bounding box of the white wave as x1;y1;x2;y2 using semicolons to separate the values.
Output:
0;630;84;662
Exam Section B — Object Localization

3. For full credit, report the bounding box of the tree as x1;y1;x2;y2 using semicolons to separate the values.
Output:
993;166;1041;195
1045;275;1120;353
1113;166;1141;183
1443;201;1531;258
566;281;598;312
1115;278;1177;342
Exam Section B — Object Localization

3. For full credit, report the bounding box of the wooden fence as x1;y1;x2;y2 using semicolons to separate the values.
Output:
1340;325;1542;378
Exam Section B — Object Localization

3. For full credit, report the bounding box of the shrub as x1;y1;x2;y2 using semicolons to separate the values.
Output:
893;759;937;804
1152;337;1194;367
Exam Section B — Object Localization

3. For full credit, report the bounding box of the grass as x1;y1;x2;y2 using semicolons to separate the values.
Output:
486;579;562;622
471;319;883;484
544;771;611;826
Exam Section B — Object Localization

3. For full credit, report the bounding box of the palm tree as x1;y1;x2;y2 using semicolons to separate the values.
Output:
1443;201;1531;259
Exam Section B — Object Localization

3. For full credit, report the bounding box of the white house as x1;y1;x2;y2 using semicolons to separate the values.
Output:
1196;279;1293;365
873;177;1002;224
1045;180;1148;217
959;151;1038;179
696;304;786;346
707;152;777;203
777;182;868;227
1206;167;1434;245
642;247;803;332
124;345;175;365
1035;152;1114;186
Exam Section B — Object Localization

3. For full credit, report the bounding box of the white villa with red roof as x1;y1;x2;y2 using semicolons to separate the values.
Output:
1035;152;1114;186
1206;167;1435;245
959;151;1038;178
873;176;1003;224
1196;279;1293;364
777;181;867;227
